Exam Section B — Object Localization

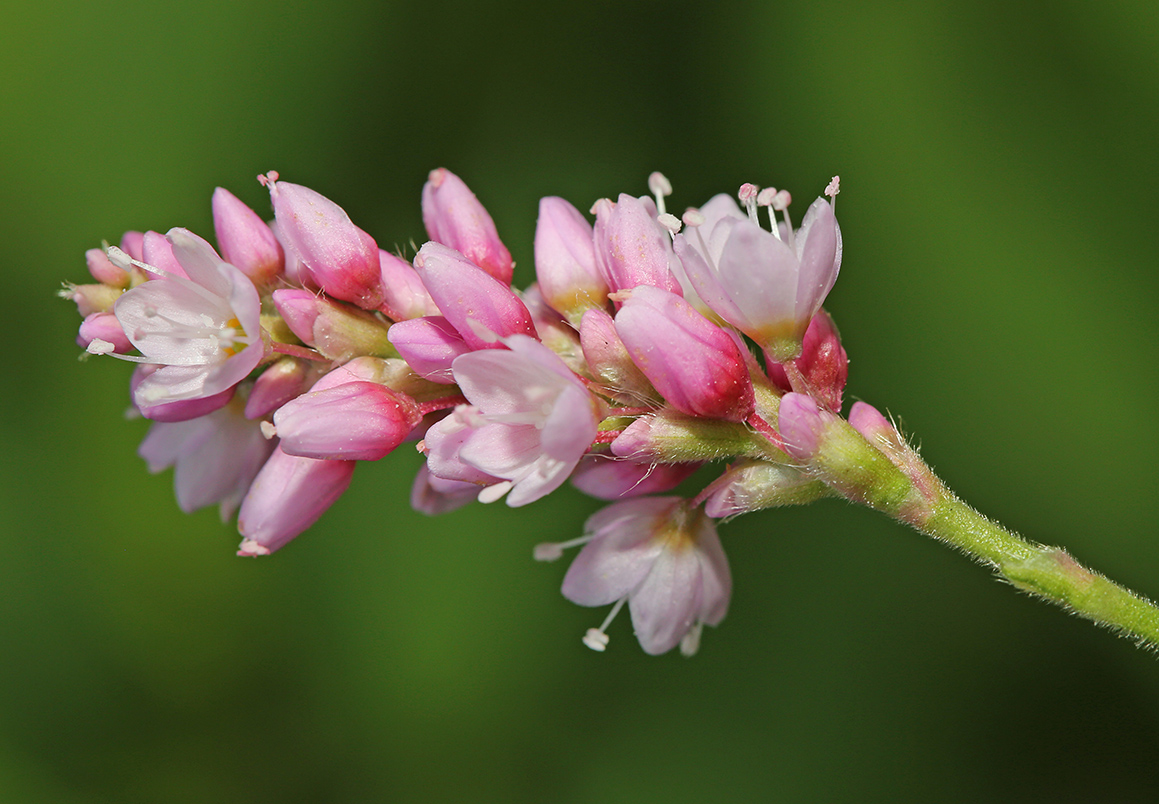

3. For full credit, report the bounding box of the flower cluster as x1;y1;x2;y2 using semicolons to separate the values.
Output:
66;166;868;656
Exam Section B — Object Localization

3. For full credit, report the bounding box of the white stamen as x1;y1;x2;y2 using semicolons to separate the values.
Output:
85;338;115;355
657;212;681;236
105;246;135;271
738;183;760;224
648;172;672;216
680;622;703;657
582;596;627;652
533;533;597;561
260;421;277;440
682;208;705;228
477;480;513;504
773;190;796;251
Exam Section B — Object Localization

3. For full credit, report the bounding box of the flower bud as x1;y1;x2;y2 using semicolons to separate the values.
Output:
412;242;535;349
578;308;657;404
268;177;384;309
245;357;323;420
701;459;828;518
142;230;188;278
212;187;284;285
593;194;683;296
610;408;774;464
236;446;356;556
765;310;848;411
378;250;439;321
614;286;754;421
77;312;131;354
386;315;472;384
61;282;122;317
86;246;130;287
534;196;607;325
271;289;395;362
422;168;513;284
272;379;421;461
570;455;698;500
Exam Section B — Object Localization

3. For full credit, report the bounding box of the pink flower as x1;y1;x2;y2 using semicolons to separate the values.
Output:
422;168;514;285
423;334;601;506
614;285;754;421
111;228;266;411
538;497;731;655
138;398;275;520
676;193;841;360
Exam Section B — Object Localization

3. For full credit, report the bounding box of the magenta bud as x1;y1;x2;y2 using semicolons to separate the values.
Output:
131;365;235;422
378;250;440;321
614;286;754;421
77;312;132;353
570;455;698;500
534;196;607;324
387;316;473;384
142;230;188;278
777;393;825;460
273;380;421;461
245;357;322;420
212;187;284;285
236;446;356;556
766;310;848;411
412;242;536;349
268;178;384;309
86;247;130;287
593;194;683;296
421;168;514;285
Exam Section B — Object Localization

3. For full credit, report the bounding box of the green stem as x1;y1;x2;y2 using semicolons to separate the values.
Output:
810;414;1159;650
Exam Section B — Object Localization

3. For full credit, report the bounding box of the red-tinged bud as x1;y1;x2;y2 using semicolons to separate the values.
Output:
579;308;657;405
766;310;848;411
378;250;439;321
422;168;514;284
593;194;683;296
412;242;536;350
212;187;284;285
271;288;395;362
534;196;607;325
614;286;754;421
266;175;384;309
570;455;698;500
272;376;421;462
236;446;355;556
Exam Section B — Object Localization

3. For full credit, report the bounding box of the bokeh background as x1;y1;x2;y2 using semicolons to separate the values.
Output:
3;0;1159;801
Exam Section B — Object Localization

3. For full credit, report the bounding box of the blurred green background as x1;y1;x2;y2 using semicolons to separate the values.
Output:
3;0;1159;801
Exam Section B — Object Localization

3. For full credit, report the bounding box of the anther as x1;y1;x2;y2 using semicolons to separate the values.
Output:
682;208;706;228
657;212;682;236
738;183;760;224
649;172;673;216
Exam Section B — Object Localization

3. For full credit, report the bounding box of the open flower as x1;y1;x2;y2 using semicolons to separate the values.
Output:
109;228;266;412
422;334;601;506
537;497;731;655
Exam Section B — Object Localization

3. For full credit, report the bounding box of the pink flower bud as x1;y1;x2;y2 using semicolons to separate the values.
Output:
236;446;355;556
593;194;683;296
267;177;384;309
120;231;145;262
212;187;284;285
614;286;754;421
534;196;607;324
378;250;439;321
77;312;132;353
273;379;421;461
776;393;825;460
245;357;322;420
765;310;848;411
271;288;394;363
848;400;895;443
570;455;698;500
386;315;473;384
142;230;188;278
421;168;513;284
61;283;122;317
578;308;657;404
86;247;130;287
412;242;536;350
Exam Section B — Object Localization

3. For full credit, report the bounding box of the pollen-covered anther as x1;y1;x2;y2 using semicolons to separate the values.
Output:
738;183;760;223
